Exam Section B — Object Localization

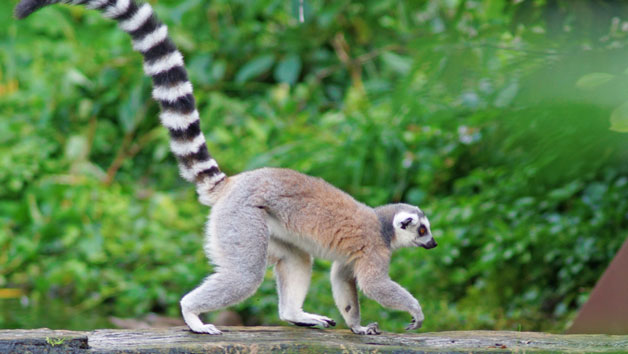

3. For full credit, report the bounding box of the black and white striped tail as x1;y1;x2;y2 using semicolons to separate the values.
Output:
15;0;226;206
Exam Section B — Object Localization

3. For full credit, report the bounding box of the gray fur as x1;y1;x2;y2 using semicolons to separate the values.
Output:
180;190;269;334
374;204;420;247
376;212;394;247
181;168;436;335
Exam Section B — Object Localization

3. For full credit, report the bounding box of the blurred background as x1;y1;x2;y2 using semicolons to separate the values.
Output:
1;0;628;333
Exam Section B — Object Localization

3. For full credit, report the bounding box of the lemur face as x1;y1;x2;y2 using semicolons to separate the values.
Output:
391;209;436;250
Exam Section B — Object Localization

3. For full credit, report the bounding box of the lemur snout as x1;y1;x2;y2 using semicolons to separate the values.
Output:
422;239;437;249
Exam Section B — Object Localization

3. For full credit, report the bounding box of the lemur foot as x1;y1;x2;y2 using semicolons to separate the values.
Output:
182;311;222;335
405;316;423;331
190;323;222;335
351;322;381;335
285;312;336;328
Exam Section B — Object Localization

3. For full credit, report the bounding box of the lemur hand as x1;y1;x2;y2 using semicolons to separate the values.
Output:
405;315;424;331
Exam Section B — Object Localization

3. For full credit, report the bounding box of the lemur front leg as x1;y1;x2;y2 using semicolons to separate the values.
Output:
271;240;336;328
355;261;424;331
330;262;381;335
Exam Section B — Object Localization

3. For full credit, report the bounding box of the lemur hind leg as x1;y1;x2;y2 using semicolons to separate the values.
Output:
270;240;336;328
330;261;380;335
180;204;269;334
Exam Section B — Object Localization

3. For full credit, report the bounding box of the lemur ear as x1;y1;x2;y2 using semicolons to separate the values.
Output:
400;218;413;229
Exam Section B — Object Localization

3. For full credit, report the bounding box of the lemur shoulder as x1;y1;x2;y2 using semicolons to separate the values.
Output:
15;0;437;335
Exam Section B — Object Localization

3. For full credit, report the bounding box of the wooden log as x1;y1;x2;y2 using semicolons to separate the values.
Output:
2;326;628;353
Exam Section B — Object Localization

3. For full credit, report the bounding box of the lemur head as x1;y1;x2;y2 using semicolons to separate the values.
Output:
375;204;436;250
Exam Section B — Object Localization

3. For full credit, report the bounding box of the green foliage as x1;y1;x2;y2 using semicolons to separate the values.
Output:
2;0;628;333
610;101;628;133
45;337;67;346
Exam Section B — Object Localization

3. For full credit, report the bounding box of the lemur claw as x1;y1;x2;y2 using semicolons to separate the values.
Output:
351;322;381;335
190;324;223;335
405;317;423;331
289;315;335;328
367;322;381;334
292;322;317;327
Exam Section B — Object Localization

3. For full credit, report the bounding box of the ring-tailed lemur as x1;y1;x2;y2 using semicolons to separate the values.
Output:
14;0;437;335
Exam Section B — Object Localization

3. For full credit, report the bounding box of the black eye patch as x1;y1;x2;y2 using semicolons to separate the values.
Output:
418;225;427;236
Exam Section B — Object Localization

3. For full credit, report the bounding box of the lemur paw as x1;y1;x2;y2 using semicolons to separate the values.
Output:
189;323;222;335
182;310;223;335
405;317;423;331
351;322;381;335
286;312;336;328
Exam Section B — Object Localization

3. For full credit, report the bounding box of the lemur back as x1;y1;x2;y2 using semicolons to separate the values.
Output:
15;0;437;336
228;167;387;261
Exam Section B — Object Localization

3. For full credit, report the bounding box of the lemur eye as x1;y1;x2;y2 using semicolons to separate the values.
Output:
418;225;427;236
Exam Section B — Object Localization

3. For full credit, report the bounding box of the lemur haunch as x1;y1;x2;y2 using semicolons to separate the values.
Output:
15;0;437;335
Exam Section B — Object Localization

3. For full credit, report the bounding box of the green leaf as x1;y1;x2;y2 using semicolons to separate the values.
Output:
117;84;145;133
610;100;628;133
381;51;412;75
187;54;213;85
64;135;89;162
65;68;93;90
274;54;302;85
235;55;275;83
212;59;227;82
575;72;614;90
494;81;518;107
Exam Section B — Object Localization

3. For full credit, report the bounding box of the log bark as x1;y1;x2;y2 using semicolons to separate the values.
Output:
1;326;628;353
